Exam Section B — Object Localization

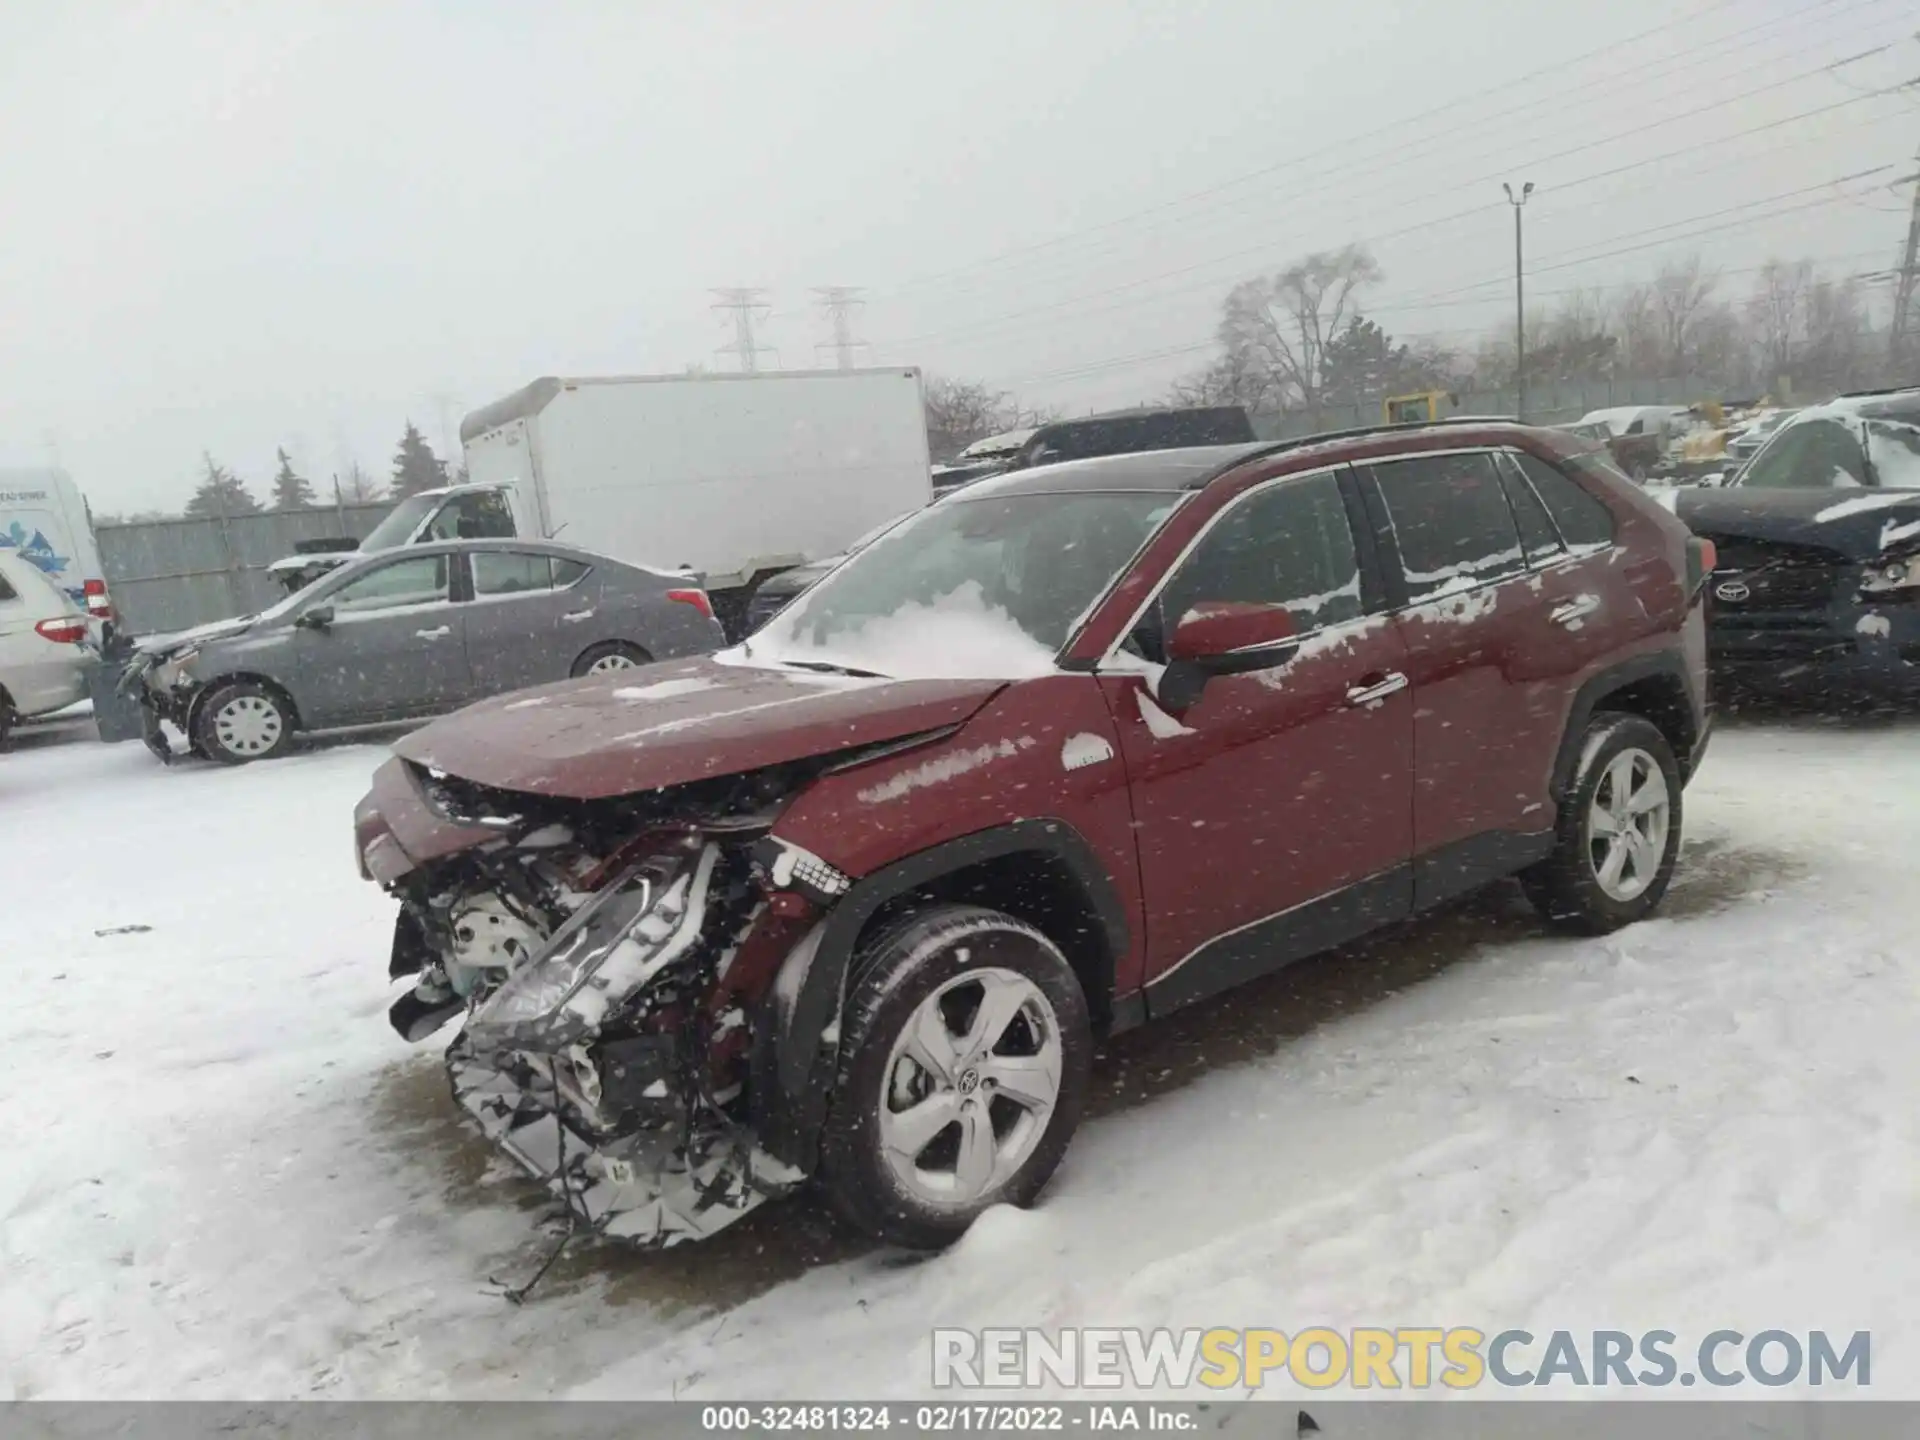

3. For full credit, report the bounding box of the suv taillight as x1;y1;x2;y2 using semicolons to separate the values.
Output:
666;588;714;620
1685;537;1716;601
83;578;113;619
36;617;88;644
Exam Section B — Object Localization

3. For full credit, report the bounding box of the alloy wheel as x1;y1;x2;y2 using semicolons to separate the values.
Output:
878;967;1063;1208
1586;746;1670;901
587;652;639;674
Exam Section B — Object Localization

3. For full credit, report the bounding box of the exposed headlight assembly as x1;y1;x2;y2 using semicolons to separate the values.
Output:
1861;554;1920;596
469;842;719;1052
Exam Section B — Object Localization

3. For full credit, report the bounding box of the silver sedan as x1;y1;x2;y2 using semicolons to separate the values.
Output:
127;539;725;764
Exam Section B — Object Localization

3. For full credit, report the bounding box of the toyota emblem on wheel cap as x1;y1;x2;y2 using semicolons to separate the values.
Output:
1714;580;1751;603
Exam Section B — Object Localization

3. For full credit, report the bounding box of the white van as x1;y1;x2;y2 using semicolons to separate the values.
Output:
0;469;113;624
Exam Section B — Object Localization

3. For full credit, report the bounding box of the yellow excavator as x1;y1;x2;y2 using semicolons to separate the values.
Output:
1383;391;1454;425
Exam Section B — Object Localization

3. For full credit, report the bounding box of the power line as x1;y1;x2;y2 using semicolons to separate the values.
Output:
812;287;870;370
711;288;773;373
1892;147;1920;362
1000;196;1896;394
876;0;1766;296
1373;167;1897;313
910;0;1891;300
878;87;1909;356
879;1;1889;301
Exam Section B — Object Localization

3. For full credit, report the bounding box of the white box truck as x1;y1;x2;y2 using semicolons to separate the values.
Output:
268;368;933;637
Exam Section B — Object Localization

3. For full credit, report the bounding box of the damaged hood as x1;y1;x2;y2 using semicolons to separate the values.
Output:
393;655;1008;800
1675;487;1920;558
133;613;259;656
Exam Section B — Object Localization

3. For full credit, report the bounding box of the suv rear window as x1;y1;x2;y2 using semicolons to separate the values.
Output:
1495;456;1564;566
1369;452;1524;602
1512;453;1616;551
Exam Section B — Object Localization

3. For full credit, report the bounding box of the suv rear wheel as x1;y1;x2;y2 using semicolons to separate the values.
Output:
1522;713;1682;934
818;904;1092;1248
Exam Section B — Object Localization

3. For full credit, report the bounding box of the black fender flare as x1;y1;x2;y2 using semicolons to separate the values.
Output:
1548;648;1704;801
749;817;1129;1173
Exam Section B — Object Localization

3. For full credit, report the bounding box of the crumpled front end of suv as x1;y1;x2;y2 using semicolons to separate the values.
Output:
351;658;1014;1247
356;751;882;1244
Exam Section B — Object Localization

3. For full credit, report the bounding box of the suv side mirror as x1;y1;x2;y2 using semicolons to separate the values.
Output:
1159;602;1299;711
296;603;335;630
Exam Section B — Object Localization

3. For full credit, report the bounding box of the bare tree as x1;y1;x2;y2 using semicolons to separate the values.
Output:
923;375;1048;460
333;459;381;504
1801;276;1871;393
1166;347;1282;411
1217;244;1382;411
1650;256;1720;375
1746;259;1813;385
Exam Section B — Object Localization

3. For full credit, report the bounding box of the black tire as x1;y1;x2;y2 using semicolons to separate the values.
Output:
0;689;14;750
817;904;1093;1249
1521;713;1683;934
569;640;652;678
191;680;295;765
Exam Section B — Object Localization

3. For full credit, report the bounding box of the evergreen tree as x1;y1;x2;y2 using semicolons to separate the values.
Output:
388;421;451;499
270;446;318;510
185;453;262;519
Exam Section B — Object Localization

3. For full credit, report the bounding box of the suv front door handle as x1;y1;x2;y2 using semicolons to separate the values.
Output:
1550;596;1600;627
1345;671;1408;707
415;626;452;640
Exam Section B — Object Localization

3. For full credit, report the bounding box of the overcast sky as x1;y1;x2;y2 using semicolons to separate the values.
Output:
2;0;1912;511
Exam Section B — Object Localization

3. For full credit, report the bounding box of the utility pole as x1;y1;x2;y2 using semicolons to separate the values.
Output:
1503;182;1535;421
711;288;773;372
812;287;869;370
1890;147;1920;368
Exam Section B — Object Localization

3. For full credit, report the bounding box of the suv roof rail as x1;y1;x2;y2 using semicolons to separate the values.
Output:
1835;384;1920;399
1273;414;1521;448
1186;414;1527;487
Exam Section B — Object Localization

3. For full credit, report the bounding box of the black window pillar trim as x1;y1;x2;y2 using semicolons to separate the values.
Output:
749;817;1133;1173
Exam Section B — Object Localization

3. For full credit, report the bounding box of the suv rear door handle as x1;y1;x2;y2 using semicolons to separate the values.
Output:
561;608;595;623
415;626;452;640
1550;596;1600;626
1345;672;1408;706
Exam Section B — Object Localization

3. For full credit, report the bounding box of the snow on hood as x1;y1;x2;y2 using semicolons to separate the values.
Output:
392;655;1008;800
1676;485;1920;558
1813;493;1916;524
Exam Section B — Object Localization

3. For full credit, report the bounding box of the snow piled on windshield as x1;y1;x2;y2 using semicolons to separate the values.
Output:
746;580;1059;681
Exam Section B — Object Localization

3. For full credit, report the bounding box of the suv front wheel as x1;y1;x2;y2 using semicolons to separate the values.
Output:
1523;713;1683;934
818;904;1093;1249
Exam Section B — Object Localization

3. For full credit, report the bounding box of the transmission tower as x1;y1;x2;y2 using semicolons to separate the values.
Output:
711;288;773;372
812;287;870;370
1891;147;1920;368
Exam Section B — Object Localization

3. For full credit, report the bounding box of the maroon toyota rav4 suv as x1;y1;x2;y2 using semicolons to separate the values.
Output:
353;420;1713;1251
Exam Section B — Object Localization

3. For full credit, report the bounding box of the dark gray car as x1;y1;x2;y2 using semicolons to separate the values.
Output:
127;539;725;764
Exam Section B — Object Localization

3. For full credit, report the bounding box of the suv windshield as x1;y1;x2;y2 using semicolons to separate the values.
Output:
358;493;444;550
750;489;1184;678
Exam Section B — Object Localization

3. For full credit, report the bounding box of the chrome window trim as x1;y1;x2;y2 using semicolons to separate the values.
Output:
1088;462;1356;672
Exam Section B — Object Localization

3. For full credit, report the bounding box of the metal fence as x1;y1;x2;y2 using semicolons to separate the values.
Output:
97;503;394;637
1253;376;1715;441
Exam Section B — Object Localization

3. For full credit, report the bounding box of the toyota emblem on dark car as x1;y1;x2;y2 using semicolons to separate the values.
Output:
1714;579;1751;603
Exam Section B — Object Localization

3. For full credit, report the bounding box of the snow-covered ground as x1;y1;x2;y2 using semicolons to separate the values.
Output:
3;712;1918;1400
